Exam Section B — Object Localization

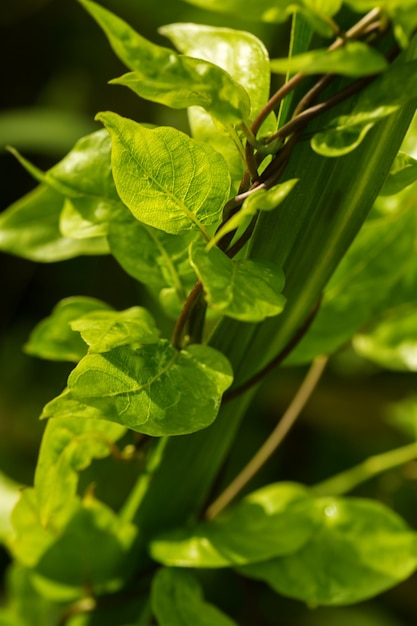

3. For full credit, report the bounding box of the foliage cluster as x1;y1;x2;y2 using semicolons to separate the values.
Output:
2;1;417;624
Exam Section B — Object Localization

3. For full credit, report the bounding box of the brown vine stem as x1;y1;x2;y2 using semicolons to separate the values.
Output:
205;355;328;520
171;280;203;349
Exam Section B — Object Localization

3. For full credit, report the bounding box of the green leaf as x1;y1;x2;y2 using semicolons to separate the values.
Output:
353;303;417;371
270;41;387;77
40;388;108;421
10;417;128;580
24;297;113;362
59;197;109;240
379;151;417;195
150;483;319;567
160;22;274;189
70;306;160;353
80;0;250;125
209;179;298;248
107;209;198;316
312;59;417;157
0;185;108;262
189;243;286;322
287;202;417;364
96;112;231;238
67;341;233;436
34;494;137;591
241;497;417;606
0;473;22;545
151;568;237;626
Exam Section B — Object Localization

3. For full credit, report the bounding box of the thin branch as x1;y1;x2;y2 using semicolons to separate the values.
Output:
205;355;328;519
170;281;203;349
311;441;417;497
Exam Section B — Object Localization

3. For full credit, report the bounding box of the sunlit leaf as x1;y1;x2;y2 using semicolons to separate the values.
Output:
150;483;319;567
0;473;22;545
68;341;233;436
270;41;387;77
190;242;286;322
241;497;417;606
160;22;274;188
24;297;113;362
151;568;237;626
80;0;250;125
70;306;160;353
97;112;230;238
379;152;417;196
0;185;108;262
353;303;417;371
209;179;298;248
312;59;417;156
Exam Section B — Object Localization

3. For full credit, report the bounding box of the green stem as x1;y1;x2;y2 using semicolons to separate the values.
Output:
206;356;328;519
312;441;417;497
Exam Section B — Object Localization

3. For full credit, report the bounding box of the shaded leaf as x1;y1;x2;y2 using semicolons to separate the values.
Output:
287;202;417;364
70;306;160;353
312;59;417;156
241;497;417;606
190;242;286;322
81;0;250;125
108;209;198;317
353;303;417;371
0;185;108;262
270;41;387;77
97;112;230;237
152;568;237;626
24;297;113;362
150;483;319;567
68;341;233;436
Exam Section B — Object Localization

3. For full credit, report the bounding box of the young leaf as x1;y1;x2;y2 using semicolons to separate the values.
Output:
209;179;298;248
67;341;233;436
80;0;250;125
151;568;237;626
240;497;417;606
270;41;387;77
150;483;319;567
96;112;231;238
24;296;113;362
353;303;417;371
312;59;417;157
189;242;286;322
70;306;160;353
0;185;108;262
59;197;109;240
379;151;417;196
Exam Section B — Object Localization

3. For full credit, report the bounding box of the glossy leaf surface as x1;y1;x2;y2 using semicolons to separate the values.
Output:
24;297;112;362
270;41;387;77
0;473;22;545
68;341;233;436
241;497;417;606
81;0;250;125
150;483;319;567
190;242;286;322
70;306;160;353
152;568;237;626
97;112;230;237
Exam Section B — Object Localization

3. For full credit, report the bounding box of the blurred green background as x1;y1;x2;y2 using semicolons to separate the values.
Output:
1;1;417;625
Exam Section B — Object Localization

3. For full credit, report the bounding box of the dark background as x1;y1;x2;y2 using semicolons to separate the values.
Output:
1;2;417;625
